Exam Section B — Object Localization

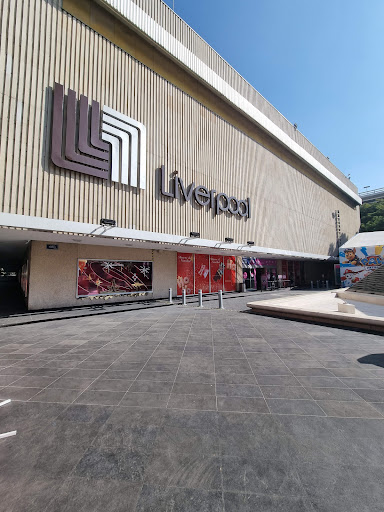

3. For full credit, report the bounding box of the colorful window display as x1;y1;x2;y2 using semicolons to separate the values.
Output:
77;259;152;297
177;253;236;295
210;255;225;293
177;253;195;296
224;256;237;292
339;245;384;287
194;254;210;294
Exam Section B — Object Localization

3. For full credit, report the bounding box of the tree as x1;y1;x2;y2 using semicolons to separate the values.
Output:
360;199;384;232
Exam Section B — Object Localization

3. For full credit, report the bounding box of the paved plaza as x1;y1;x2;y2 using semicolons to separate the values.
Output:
1;295;384;511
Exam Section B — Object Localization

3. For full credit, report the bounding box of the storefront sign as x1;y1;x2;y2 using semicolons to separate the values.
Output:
160;166;250;218
51;83;146;189
242;257;277;268
77;259;152;297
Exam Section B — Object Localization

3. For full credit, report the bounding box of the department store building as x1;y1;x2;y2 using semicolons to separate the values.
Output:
0;0;361;310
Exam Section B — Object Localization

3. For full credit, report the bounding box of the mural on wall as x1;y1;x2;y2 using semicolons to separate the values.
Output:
339;245;384;287
77;260;152;297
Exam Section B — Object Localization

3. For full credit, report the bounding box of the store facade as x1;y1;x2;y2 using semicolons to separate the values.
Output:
0;0;361;310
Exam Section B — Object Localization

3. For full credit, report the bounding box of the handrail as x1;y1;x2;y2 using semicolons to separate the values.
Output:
359;187;384;197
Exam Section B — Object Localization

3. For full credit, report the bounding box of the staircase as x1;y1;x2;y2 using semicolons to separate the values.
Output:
348;265;384;296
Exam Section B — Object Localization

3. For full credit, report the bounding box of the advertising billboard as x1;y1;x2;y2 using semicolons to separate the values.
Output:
339;245;384;287
77;260;152;297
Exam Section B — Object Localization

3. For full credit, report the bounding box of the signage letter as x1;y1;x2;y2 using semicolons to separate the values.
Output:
194;185;210;206
178;177;195;202
160;165;175;198
216;193;229;215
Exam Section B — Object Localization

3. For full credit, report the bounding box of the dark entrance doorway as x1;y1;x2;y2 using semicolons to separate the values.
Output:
0;240;29;315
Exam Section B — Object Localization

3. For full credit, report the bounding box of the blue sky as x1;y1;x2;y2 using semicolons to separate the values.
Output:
162;0;384;192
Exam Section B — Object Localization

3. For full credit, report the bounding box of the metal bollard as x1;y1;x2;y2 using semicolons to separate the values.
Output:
316;280;319;289
182;289;187;306
168;288;173;304
310;281;313;289
218;290;224;309
326;280;329;289
198;289;203;308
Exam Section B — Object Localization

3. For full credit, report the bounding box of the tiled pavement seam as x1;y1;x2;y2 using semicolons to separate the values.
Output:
1;311;384;418
0;306;384;510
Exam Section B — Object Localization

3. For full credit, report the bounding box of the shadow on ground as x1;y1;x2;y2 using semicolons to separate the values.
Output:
358;354;384;368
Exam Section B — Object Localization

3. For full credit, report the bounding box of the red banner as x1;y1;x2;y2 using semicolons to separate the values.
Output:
177;253;194;295
194;254;210;293
210;255;224;292
224;256;236;292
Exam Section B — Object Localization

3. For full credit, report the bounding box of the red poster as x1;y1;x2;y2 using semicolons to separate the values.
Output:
177;253;194;295
224;256;236;292
210;255;224;292
194;254;210;293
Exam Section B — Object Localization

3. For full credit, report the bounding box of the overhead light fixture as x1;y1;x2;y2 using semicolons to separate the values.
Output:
247;241;254;246
190;231;200;238
100;218;116;227
225;237;234;243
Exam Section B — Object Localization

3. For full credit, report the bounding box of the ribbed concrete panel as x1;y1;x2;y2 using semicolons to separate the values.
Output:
100;0;358;199
0;0;360;257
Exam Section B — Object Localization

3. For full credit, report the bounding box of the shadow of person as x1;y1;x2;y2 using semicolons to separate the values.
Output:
358;354;384;368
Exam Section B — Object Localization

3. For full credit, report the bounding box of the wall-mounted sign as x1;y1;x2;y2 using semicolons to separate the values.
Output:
51;83;146;189
77;259;152;297
160;166;250;218
46;244;58;250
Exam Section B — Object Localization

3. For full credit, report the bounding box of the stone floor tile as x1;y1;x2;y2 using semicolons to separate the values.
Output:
216;383;262;398
129;380;174;394
120;392;170;408
47;477;142;512
256;375;301;386
30;387;82;403
144;451;222;490
167;394;217;411
135;485;224;512
172;382;216;396
217;396;269;413
306;387;362;401
222;455;305;496
317;399;384;418
296;376;347;388
260;386;311;399
223;492;311;511
267;398;326;416
75;390;125;406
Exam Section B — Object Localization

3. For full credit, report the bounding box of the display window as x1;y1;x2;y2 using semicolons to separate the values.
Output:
77;259;152;297
194;254;210;293
210;255;224;292
177;253;194;295
224;256;237;291
177;253;236;295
